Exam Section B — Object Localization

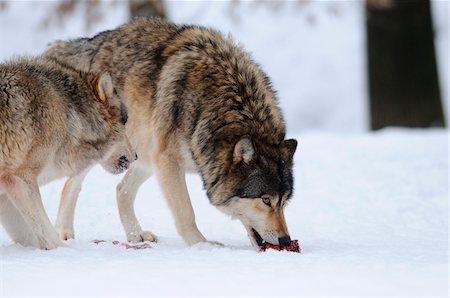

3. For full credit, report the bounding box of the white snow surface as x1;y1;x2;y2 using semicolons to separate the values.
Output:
0;1;448;297
1;129;448;297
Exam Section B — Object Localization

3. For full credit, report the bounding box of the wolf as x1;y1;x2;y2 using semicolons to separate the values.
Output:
0;57;136;249
45;17;298;249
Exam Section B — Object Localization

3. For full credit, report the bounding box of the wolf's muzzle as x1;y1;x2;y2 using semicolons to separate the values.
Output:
118;155;130;171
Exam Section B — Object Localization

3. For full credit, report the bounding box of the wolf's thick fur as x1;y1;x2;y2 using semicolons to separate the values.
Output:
46;18;298;247
0;57;134;249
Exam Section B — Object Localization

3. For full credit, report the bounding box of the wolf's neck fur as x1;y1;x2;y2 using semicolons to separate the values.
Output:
155;29;286;202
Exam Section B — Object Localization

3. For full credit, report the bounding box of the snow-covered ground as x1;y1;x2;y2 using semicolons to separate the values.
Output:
0;1;448;297
1;129;447;296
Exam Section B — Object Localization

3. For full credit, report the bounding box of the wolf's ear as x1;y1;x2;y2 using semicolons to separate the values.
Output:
95;72;114;103
234;138;254;164
281;139;298;161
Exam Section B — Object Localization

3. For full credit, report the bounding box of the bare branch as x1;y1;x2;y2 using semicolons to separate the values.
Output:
0;2;8;12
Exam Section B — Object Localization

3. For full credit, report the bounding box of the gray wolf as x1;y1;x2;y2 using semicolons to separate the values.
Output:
45;17;298;248
0;57;136;249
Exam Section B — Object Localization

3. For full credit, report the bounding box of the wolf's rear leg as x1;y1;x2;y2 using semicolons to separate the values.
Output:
0;194;38;247
153;151;209;246
117;163;157;243
1;173;64;249
55;170;89;240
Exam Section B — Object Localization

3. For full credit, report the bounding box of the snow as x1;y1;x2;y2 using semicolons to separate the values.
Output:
0;1;448;297
432;0;449;121
1;129;447;297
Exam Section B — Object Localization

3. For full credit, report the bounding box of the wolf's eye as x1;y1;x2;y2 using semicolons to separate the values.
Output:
262;197;271;207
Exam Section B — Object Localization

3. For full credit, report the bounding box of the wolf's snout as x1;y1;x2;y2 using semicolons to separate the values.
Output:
278;235;291;246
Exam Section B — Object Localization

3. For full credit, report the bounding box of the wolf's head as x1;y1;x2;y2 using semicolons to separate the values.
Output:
213;137;297;249
46;30;111;73
87;72;137;174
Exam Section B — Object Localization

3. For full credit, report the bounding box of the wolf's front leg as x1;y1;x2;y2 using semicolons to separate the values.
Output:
1;173;64;249
153;151;209;246
117;163;157;243
0;194;38;247
55;170;89;240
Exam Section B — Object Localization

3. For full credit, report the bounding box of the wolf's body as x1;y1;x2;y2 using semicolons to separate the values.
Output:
0;57;134;249
46;18;297;248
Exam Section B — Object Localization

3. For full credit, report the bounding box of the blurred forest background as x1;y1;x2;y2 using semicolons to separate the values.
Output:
0;0;448;134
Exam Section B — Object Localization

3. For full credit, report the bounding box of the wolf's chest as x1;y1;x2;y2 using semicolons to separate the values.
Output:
37;157;77;186
37;165;65;186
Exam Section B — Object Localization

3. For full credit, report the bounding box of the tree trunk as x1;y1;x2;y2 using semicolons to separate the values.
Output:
367;0;445;130
129;0;166;19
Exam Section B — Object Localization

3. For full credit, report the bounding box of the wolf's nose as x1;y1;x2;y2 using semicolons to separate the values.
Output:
278;235;291;247
134;153;138;161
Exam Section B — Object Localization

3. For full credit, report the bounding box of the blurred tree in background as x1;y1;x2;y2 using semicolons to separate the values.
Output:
0;0;446;131
0;2;7;11
129;0;165;19
39;0;166;30
366;0;445;130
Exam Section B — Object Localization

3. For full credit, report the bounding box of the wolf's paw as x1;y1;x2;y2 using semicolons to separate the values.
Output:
140;231;158;242
57;228;74;241
128;230;158;243
38;238;66;250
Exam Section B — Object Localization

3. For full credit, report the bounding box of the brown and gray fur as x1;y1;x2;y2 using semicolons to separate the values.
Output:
0;57;135;249
45;17;298;248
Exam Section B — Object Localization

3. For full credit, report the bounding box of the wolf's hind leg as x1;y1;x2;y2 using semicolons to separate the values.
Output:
117;163;157;243
153;151;208;246
55;169;89;240
0;194;38;247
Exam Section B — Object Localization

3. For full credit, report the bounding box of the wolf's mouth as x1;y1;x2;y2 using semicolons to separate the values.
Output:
251;228;265;247
117;156;130;172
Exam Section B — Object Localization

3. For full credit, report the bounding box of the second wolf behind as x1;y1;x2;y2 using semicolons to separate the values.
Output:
46;18;298;249
0;57;135;249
